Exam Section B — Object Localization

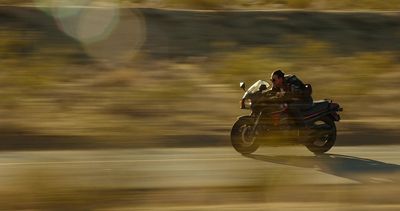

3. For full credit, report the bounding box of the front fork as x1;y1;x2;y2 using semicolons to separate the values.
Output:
250;113;263;137
250;105;292;139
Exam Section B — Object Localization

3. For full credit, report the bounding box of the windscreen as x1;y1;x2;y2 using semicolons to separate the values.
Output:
242;80;271;98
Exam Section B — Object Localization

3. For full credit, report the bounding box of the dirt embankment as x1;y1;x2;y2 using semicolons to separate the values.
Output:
2;7;400;57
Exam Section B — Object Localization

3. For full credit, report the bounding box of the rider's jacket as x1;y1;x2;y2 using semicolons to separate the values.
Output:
271;75;313;103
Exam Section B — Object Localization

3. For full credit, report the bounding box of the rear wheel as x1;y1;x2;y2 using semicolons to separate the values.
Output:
306;116;336;154
231;118;260;154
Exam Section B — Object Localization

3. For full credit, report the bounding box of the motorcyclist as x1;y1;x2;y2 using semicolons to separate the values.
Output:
269;69;313;130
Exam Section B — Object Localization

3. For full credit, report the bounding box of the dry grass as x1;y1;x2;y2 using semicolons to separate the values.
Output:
0;7;399;146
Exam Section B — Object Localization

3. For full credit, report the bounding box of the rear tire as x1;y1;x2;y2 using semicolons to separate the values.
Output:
231;117;260;154
306;116;336;155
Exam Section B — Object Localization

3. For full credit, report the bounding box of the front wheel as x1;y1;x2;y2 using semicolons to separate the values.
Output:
306;116;336;154
231;117;260;154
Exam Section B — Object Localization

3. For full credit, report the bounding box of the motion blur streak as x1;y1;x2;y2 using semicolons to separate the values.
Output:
0;1;399;210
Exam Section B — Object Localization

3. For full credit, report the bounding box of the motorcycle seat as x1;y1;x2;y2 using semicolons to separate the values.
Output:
302;100;330;117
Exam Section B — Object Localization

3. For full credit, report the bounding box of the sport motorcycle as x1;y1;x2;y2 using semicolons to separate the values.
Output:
231;80;343;154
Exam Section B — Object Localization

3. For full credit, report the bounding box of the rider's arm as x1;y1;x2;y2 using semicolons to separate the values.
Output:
280;76;307;101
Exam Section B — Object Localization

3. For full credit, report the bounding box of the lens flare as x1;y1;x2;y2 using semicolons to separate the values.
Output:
81;8;146;64
38;0;146;65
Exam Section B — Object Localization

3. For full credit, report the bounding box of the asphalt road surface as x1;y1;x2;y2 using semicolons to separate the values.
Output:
0;145;399;210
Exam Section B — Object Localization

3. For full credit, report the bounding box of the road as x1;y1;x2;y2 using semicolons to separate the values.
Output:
0;145;399;210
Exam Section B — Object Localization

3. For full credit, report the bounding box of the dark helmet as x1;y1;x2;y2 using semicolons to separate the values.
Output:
271;69;285;79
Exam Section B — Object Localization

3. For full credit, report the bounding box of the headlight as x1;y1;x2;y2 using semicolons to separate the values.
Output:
241;98;252;109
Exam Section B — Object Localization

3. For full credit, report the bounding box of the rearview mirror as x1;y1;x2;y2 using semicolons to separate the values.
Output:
240;82;246;91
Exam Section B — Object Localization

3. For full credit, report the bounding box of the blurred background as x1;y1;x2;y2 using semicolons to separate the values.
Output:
0;0;399;210
1;0;400;148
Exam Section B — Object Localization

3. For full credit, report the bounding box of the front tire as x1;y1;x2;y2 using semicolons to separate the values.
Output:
231;117;260;154
306;116;336;154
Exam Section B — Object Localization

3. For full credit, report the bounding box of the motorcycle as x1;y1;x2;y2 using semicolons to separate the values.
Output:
231;80;343;154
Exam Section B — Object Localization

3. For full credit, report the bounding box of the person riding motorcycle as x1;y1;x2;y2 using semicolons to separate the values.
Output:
269;69;313;131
